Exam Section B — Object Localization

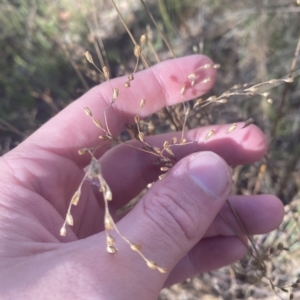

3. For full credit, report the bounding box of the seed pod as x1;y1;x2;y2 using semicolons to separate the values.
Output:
203;64;211;68
140;98;146;108
134;45;141;57
207;96;217;102
134;115;140;123
78;148;89;155
193;98;202;109
124;81;130;88
60;226;66;236
93;119;103;129
71;190;81;206
242;118;254;128
113;88;119;102
107;245;117;254
205;129;215;140
138;132;145;142
140;34;146;46
180;138;186;144
66;213;74;226
99;135;111;140
187;73;196;79
106;234;115;246
163;141;169;149
146;260;158;270
160;167;170;172
213;64;220;68
153;147;161;154
158;267;167;274
104;216;114;230
85;51;94;64
158;174;166;180
171;137;177;144
128;74;134;81
227;123;237;133
84;107;92;116
202;77;211;83
165;147;175;158
105;189;112;202
130;243;142;251
102;66;110;79
180;85;186;95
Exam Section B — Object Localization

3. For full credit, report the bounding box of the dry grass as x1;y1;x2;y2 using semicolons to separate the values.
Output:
1;0;300;299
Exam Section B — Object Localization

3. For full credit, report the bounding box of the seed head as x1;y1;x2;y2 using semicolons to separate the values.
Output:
227;123;237;133
242;118;254;128
205;129;215;140
93;119;103;129
146;260;158;270
107;245;118;254
113;88;119;102
130;243;142;251
102;66;110;79
180;85;186;95
66;213;74;226
71;190;81;206
138;132;145;142
180;138;186;144
60;226;66;236
105;215;114;230
140;34;147;46
134;115;140;123
158;267;167;274
84;107;92;116
85;51;94;64
128;74;134;81
106;234;115;246
140;98;146;108
134;45;141;58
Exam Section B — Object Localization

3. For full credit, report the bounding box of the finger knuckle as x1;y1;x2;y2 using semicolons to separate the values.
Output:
143;184;199;245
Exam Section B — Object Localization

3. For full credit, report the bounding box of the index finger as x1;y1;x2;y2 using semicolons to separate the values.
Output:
26;55;216;167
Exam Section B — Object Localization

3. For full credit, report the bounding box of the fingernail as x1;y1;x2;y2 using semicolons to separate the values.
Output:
187;152;231;199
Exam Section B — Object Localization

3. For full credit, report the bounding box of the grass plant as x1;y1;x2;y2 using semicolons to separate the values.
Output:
1;0;300;299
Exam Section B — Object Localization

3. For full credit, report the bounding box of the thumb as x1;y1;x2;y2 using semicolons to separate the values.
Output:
116;151;232;290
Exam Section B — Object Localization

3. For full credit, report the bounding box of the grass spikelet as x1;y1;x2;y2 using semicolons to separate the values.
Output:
227;123;238;133
85;51;94;64
140;98;146;108
84;107;93;116
242;118;254;129
205;129;215;140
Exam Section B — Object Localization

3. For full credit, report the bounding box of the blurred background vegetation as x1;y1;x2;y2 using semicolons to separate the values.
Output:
0;0;300;299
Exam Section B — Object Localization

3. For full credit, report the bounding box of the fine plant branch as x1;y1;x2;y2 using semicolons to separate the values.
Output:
109;0;149;69
271;34;300;138
140;0;176;58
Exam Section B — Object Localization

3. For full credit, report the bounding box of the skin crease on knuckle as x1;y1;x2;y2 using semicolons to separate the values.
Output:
142;175;206;249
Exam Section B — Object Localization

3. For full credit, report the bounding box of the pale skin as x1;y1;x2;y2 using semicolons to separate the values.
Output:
0;55;284;299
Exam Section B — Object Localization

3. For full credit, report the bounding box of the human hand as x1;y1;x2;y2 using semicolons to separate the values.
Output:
0;55;284;299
